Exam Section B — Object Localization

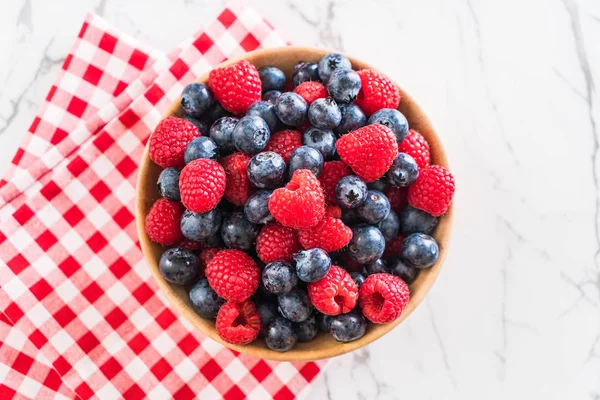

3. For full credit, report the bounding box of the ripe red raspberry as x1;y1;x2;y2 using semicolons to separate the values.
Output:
216;300;261;345
294;81;327;105
354;69;401;116
319;161;352;205
264;130;302;163
268;169;325;230
383;235;404;260
359;273;410;323
149;117;201;167
336;124;398;182
199;247;221;277
256;223;301;264
325;205;342;219
384;186;408;213
408;165;455;217
307;265;358;315
298;215;352;253
205;249;260;302
179;159;226;213
177;239;203;251
399;129;430;169
221;152;254;206
208;60;261;115
144;198;184;246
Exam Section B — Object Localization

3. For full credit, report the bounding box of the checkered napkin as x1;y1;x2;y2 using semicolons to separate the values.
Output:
0;5;326;399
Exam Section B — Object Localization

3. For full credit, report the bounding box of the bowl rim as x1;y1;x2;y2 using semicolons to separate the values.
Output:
135;45;453;362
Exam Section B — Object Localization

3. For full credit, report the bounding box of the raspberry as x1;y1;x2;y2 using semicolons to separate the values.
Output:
354;69;401;116
359;273;410;323
319;161;352;205
307;265;358;315
264;130;302;163
325;205;342;219
298;215;352;253
294;81;328;105
199;247;221;277
177;239;203;251
384;186;408;213
408;165;455;217
221;152;254;206
336;124;398;182
205;249;260;302
269;169;325;230
399;129;431;169
383;235;404;260
255;223;301;264
208;60;261;115
144;198;184;246
179;159;226;213
216;300;261;345
149;117;201;168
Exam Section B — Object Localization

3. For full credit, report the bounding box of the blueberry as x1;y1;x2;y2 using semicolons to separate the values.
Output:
184;136;218;163
294;313;318;342
157;167;180;201
220;212;259;250
377;210;400;241
400;233;439;269
316;312;333;332
348;224;385;264
259;66;286;92
341;208;361;226
274;92;308;126
262;90;282;104
183;115;209;134
262;261;298;294
247;152;286;189
303;127;337;160
257;301;279;336
278;288;312;322
204;102;230;123
189;278;224;318
308;97;342;130
247;101;278;132
387;153;418;187
265;317;297;352
159;248;200;285
357;190;390;224
244;190;274;224
388;257;419;283
398;206;438;235
293;62;320;86
232;116;271;154
330;312;367;343
335;103;366;135
210;117;239;154
181;209;222;242
336;176;368;208
350;272;366;289
202;233;223;248
327;68;361;103
367;179;387;192
318;53;352;82
363;258;388;275
293;248;332;282
181;82;214;117
288;145;323;178
368;108;409;143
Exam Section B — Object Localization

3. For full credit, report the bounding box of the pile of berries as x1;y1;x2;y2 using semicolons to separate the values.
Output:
145;54;455;351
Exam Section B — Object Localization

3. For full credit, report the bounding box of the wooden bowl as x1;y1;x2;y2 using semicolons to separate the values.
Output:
135;46;453;361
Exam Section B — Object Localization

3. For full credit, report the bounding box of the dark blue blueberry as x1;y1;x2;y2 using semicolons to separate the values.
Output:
247;152;286;189
181;82;214;118
204;102;230;123
308;97;342;130
367;179;387;192
348;224;385;264
368;108;409;143
247;101;278;132
327;68;361;103
377;210;400;241
157;167;180;201
335;103;366;135
288;145;323;178
180;209;222;241
202;233;223;248
183;115;210;134
341;208;361;226
209;117;239;154
189;278;224;318
274;92;308;126
363;259;388;275
159;248;200;285
257;301;279;336
220;212;259;250
293;62;320;86
294;313;318;342
244;190;274;224
184;136;218;163
400;233;439;269
398;206;438;235
259;66;286;92
357;190;390;224
350;272;366;289
262;261;298;294
387;153;418;187
388;257;419;283
316;312;333;332
318;53;352;82
303;127;336;160
278;288;312;322
330;312;367;342
336;175;368;209
265;317;297;352
262;90;282;104
293;248;331;282
232;115;271;154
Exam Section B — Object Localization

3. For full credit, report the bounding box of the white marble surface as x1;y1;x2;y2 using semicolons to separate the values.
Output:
2;0;600;399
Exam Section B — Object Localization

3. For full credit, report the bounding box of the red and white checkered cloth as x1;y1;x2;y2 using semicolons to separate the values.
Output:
0;5;326;399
